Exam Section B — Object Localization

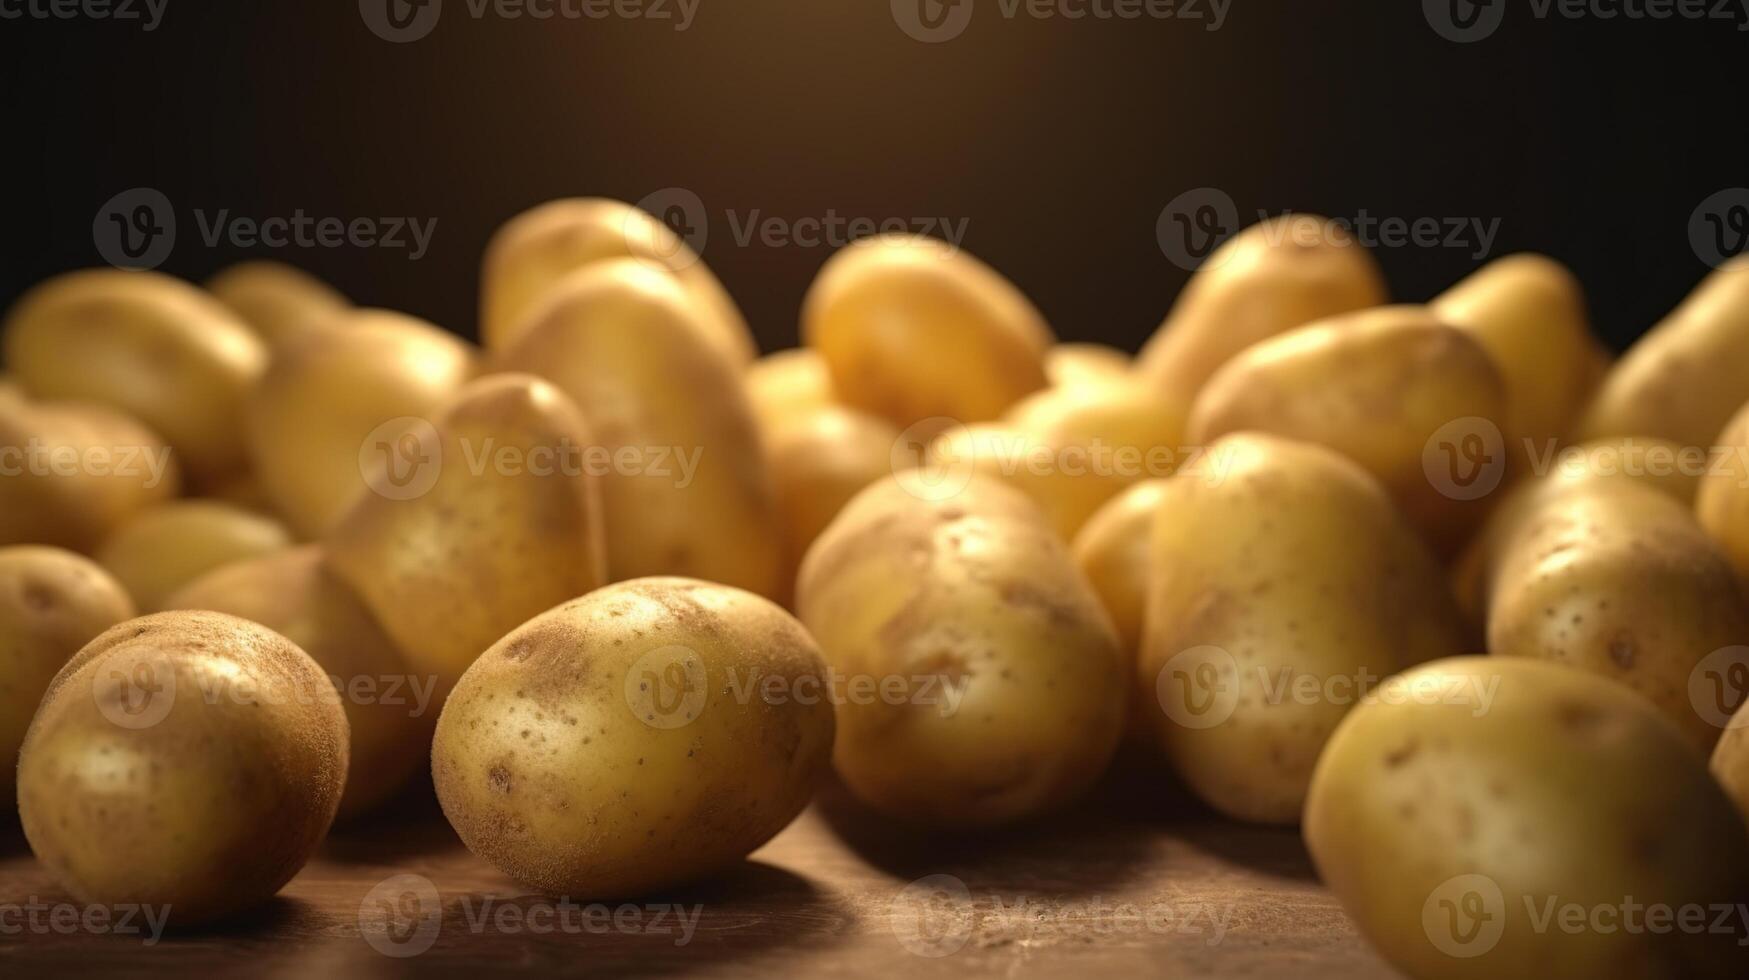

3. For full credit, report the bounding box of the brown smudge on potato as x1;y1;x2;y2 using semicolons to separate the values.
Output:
1607;631;1637;670
488;765;513;795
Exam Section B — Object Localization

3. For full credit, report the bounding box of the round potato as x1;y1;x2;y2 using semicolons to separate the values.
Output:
1046;342;1131;390
0;547;135;809
1141;433;1468;824
433;577;833;897
745;347;836;431
1071;478;1170;657
803;234;1052;428
247;308;476;537
166;546;429;819
764;405;898;600
1696;398;1749;587
1712;707;1749;827
1306;656;1749;980
97;501;292;612
796;474;1126;827
206;260;349;349
480;197;754;364
3;269;268;484
18;611;348;925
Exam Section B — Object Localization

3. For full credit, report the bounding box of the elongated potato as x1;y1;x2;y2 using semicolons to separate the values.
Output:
745;347;835;431
1142;433;1467;825
500;260;783;598
1;394;181;551
0;547;135;810
326;374;609;691
3;269;268;484
247;309;476;537
98;501;293;612
1713;707;1749;826
796;474;1126;826
764;405;897;599
1071;478;1170;657
206;260;349;349
1488;478;1749;750
481;197;753;364
803;235;1052;428
1187;305;1508;551
1576;257;1749;448
166;547;430;819
433;578;833;897
1137;214;1387;418
1046;342;1131;390
18;611;348;925
1307;657;1749;980
1696;399;1749;586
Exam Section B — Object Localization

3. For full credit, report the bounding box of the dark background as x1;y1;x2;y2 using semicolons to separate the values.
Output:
1;1;1744;352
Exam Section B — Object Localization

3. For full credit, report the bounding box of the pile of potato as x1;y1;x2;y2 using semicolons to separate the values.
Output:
4;200;1749;976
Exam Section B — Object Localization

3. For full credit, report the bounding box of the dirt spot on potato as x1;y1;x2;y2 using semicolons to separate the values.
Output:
1607;631;1637;670
488;765;513;794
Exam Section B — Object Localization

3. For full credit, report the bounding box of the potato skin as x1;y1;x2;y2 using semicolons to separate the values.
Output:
1696;399;1749;587
97;501;293;613
2;269;268;485
803;235;1052;428
500;260;782;598
1187;305;1508;552
166;546;429;819
795;474;1126;827
745;348;836;431
1045;342;1131;391
432;577;833;897
1141;434;1467;825
1306;656;1749;980
0;547;135;809
763;405;898;601
205;260;349;349
1712;709;1749;827
18;611;348;925
247;309;476;537
1071;478;1170;657
1488;479;1749;751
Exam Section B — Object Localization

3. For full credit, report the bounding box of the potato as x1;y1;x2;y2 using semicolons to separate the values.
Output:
166;547;429;819
1046;342;1131;390
1696;399;1749;587
0;547;135;810
3;269;268;484
206;260;349;349
1576;256;1749;448
18;610;347;925
1;393;181;551
0;375;21;408
499;260;782;598
764;405;898;599
1712;708;1749;827
1141;433;1466;824
796;474;1126;826
803;235;1052;429
1071;478;1169;656
432;577;833;896
1432;254;1599;456
247;309;476;537
1137;213;1387;419
745;347;835;431
480;197;754;364
1186;305;1508;552
97;501;293;612
1488;478;1749;751
326;374;608;691
1306;656;1749;980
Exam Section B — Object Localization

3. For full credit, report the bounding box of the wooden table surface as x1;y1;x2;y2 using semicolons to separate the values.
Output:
0;754;1401;978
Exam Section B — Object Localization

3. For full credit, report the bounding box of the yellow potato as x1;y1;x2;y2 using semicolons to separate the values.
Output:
18;611;348;925
1696;399;1749;587
1137;213;1387;418
1576;256;1749;448
1;393;181;551
0;375;21;408
764;405;898;600
432;577;833;896
247;308;476;537
97;501;292;612
1046;342;1132;390
796;474;1126;826
3;269;268;484
1070;478;1170;657
1306;656;1749;980
803;235;1052;429
325;374;608;691
745;347;835;431
0;547;135;810
1488;479;1749;751
499;260;782;598
1186;305;1508;552
1141;433;1467;824
480;197;754;364
166;546;430;819
1712;708;1749;827
206;260;349;349
1432;253;1599;455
